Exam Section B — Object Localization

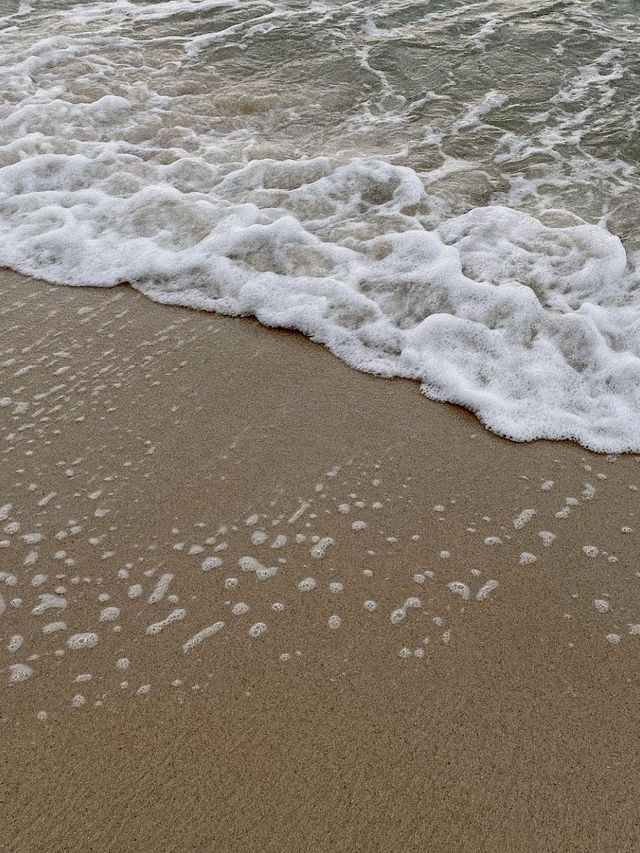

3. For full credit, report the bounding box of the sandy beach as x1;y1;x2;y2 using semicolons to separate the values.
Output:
0;269;639;851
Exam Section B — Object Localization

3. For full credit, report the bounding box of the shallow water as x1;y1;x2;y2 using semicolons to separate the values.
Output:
1;0;640;450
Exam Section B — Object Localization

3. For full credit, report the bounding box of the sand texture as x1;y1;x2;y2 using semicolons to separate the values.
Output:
1;270;640;852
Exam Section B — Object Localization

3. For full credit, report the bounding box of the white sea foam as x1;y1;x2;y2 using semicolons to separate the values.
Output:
0;1;639;451
9;663;33;684
448;581;470;601
99;606;120;622
3;153;638;450
146;607;186;635
32;593;67;615
148;573;174;604
182;621;225;653
66;632;99;651
476;579;499;601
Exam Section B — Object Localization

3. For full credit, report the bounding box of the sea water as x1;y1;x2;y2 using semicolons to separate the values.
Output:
1;0;639;451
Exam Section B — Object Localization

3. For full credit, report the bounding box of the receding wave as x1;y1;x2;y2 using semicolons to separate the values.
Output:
1;0;639;451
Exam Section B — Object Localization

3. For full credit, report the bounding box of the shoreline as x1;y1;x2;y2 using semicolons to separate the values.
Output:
2;269;640;851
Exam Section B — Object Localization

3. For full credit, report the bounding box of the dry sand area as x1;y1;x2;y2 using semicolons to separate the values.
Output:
1;268;640;851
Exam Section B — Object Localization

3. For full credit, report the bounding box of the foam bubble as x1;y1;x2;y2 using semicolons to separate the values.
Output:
390;608;406;625
538;531;557;547
476;579;499;600
99;606;120;622
513;509;536;530
32;593;67;615
9;663;33;684
146;608;186;635
251;531;268;545
148;573;173;604
7;634;23;653
42;621;66;634
182;621;225;653
448;582;470;601
310;537;334;559
66;632;99;651
238;556;276;579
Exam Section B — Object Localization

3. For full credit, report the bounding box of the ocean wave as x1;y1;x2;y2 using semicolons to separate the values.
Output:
1;0;639;451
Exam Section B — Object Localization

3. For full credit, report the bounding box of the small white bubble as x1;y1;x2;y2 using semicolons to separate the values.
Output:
251;531;268;545
390;608;406;625
9;663;33;684
99;606;120;622
201;556;223;571
448;582;470;601
66;632;99;651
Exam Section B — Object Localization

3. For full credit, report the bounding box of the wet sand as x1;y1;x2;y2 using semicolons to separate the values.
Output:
1;269;640;852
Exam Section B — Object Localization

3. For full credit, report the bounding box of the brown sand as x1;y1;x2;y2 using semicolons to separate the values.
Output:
1;269;640;852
